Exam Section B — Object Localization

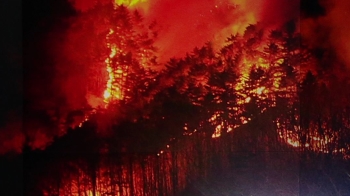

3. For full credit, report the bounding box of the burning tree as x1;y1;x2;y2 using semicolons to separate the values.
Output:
102;5;158;104
65;2;158;109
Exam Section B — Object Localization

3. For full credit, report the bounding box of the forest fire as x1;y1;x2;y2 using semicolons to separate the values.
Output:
14;0;350;195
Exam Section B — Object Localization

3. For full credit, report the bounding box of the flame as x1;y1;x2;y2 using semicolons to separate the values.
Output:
256;86;265;95
212;124;222;138
103;90;111;99
276;117;350;157
87;191;102;196
114;0;147;7
103;29;124;104
287;138;299;147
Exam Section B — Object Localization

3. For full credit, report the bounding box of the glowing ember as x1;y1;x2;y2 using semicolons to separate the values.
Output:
103;90;111;99
256;86;265;95
287;138;300;147
212;124;222;138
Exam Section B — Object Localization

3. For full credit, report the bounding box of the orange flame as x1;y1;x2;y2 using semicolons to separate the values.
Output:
103;29;124;104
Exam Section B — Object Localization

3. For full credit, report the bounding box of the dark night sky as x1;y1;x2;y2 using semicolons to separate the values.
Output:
301;0;326;18
0;0;76;155
22;0;76;108
1;0;74;122
0;0;22;124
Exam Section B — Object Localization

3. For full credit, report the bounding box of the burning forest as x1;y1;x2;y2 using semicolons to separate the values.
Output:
1;0;350;195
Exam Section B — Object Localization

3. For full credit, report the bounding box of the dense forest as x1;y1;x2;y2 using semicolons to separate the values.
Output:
20;4;350;195
1;1;350;195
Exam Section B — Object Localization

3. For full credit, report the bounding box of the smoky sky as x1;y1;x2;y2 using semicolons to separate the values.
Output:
300;0;350;71
68;0;300;61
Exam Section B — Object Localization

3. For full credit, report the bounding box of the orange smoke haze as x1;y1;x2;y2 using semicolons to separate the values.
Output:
68;0;300;62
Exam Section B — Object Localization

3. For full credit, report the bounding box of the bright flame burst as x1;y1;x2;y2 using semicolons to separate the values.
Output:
114;0;147;7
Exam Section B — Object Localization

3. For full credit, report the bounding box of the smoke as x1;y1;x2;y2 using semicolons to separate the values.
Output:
0;114;24;155
145;0;239;61
144;0;300;61
68;0;110;12
232;0;300;28
301;0;350;70
67;0;300;62
330;1;350;68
